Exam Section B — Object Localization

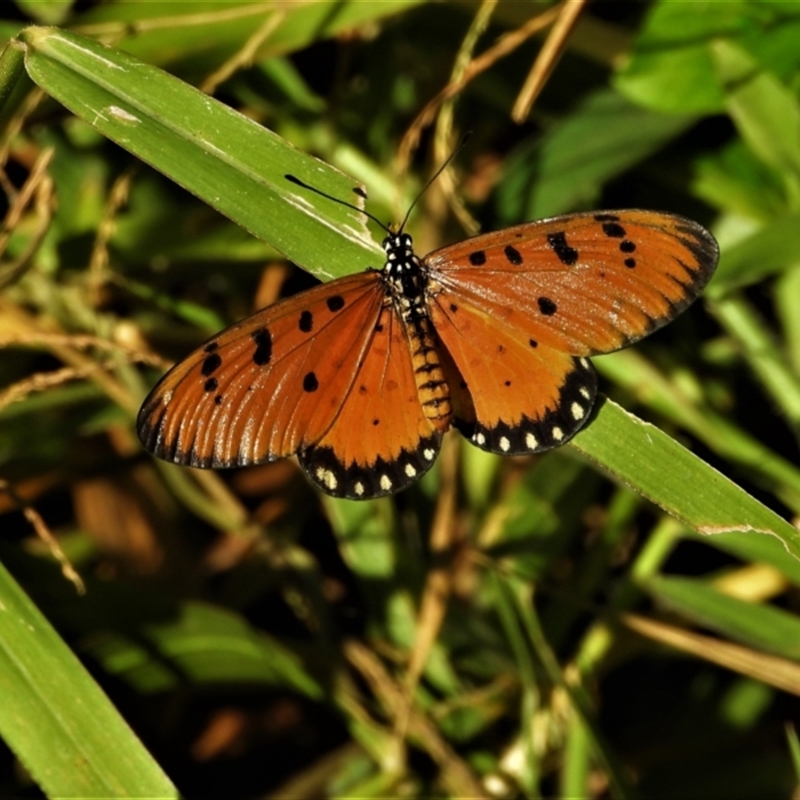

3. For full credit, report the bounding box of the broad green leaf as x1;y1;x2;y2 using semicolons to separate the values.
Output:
11;27;383;281
497;89;694;220
712;39;800;208
569;397;800;562
629;0;766;42
616;43;725;115
84;601;322;697
0;559;177;798
614;0;770;114
710;212;800;294
693;140;789;220
326;497;398;580
739;17;800;79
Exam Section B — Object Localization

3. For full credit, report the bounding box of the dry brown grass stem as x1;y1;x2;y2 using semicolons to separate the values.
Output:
344;638;489;799
622;612;800;697
200;10;286;95
0;479;85;595
398;3;560;173
511;0;588;122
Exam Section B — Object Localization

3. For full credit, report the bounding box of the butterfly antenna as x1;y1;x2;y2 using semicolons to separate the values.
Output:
397;130;473;233
284;174;390;234
286;130;471;236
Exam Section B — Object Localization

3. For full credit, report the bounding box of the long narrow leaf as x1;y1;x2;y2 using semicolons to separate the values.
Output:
570;397;800;561
0;560;177;798
12;26;382;280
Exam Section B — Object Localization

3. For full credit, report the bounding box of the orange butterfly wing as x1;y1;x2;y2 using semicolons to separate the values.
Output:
299;303;442;498
431;302;597;454
137;272;442;499
138;273;386;469
425;210;718;454
139;209;718;494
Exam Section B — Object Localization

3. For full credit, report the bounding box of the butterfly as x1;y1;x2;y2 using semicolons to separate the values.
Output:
137;202;718;500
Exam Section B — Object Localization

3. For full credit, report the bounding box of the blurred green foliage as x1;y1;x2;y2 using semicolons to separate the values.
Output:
1;1;800;798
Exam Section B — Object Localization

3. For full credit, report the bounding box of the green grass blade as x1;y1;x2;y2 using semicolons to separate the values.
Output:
84;600;323;697
570;397;800;561
14;26;383;280
682;527;800;588
75;0;423;70
787;724;800;784
0;560;178;798
645;575;800;660
0;34;36;134
596;349;800;511
709;212;800;294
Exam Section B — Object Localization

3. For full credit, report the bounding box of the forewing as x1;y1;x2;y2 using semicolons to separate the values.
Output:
137;272;384;467
299;304;441;499
424;210;718;355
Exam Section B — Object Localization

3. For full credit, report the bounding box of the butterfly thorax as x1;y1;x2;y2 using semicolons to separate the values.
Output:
381;232;426;314
381;232;452;430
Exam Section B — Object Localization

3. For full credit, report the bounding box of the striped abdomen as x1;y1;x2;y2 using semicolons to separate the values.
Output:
405;314;452;430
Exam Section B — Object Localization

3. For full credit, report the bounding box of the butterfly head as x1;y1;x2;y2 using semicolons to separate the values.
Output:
382;231;420;274
381;230;426;309
383;231;414;261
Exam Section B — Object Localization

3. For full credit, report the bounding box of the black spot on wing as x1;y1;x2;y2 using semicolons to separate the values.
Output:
201;352;222;376
299;310;313;332
327;295;345;312
469;250;486;266
620;240;636;253
252;327;272;366
601;222;626;238
546;231;579;266
504;245;523;265
303;371;319;392
538;297;557;315
204;377;218;393
204;342;219;353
